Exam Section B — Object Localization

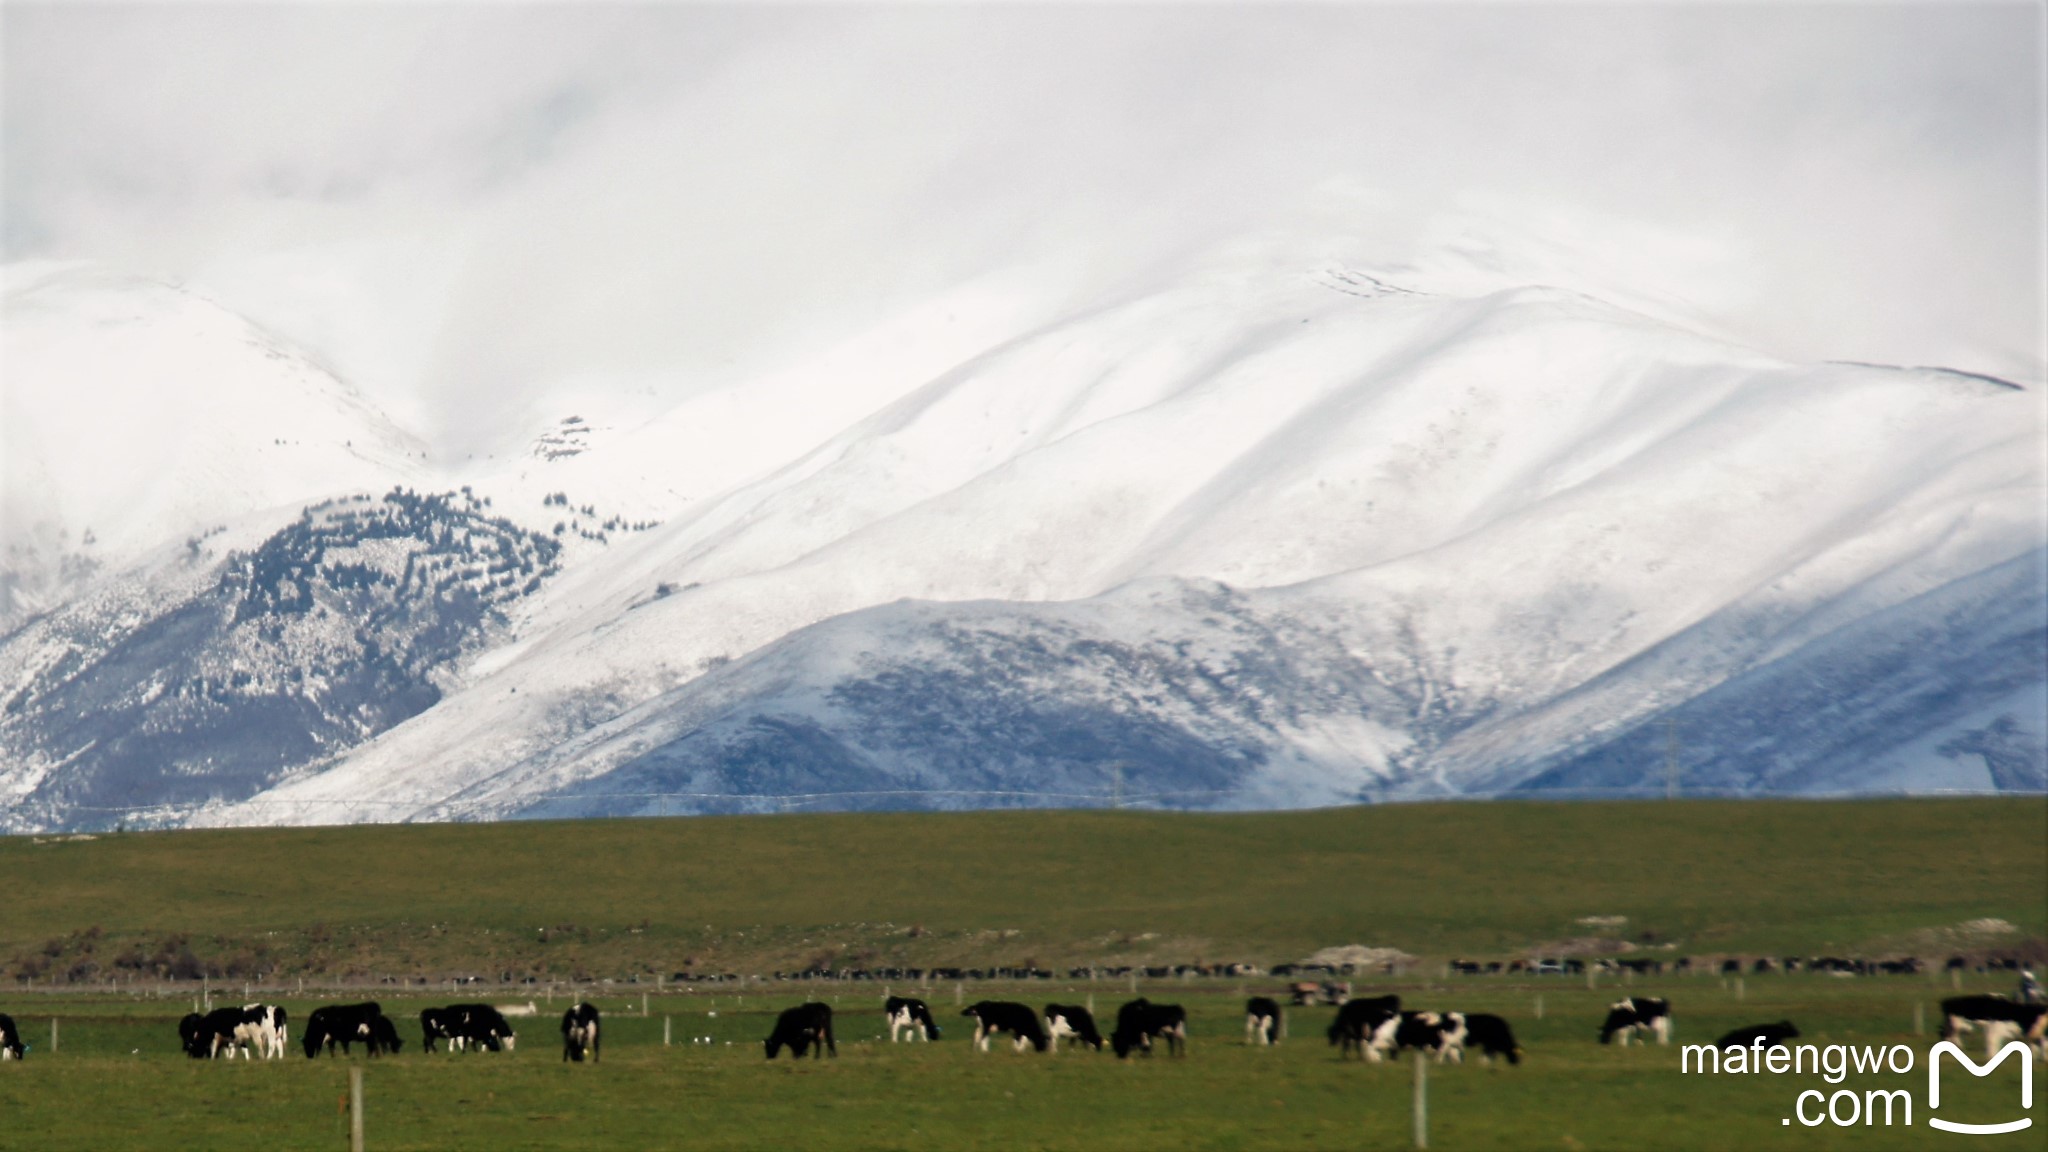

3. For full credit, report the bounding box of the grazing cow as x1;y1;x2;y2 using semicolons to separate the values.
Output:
1376;1011;1466;1063
212;1004;288;1060
1943;995;2048;1059
421;1007;462;1053
561;1003;600;1063
961;1001;1047;1053
303;1003;384;1058
1714;1021;1798;1050
1110;998;1187;1059
1044;1004;1104;1052
444;1004;517;1052
1245;997;1282;1045
1599;997;1671;1046
186;1007;261;1060
1463;1013;1523;1065
178;1012;208;1059
365;1014;404;1056
764;1003;836;1059
1328;995;1402;1061
1;1013;23;1060
884;996;941;1042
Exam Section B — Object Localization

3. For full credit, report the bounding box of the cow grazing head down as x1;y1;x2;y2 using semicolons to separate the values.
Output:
561;1003;601;1063
961;1002;1049;1054
1598;997;1671;1046
764;1003;836;1060
885;997;941;1042
1110;999;1187;1059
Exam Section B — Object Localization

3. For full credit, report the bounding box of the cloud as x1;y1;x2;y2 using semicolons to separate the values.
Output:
4;4;2040;451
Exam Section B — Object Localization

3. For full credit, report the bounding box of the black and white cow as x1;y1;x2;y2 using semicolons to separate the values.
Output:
421;1007;461;1053
444;1004;517;1052
1598;997;1671;1046
1110;998;1187;1059
185;1006;265;1060
303;1003;384;1058
1044;1004;1104;1052
764;1003;836;1059
1462;1013;1522;1065
1245;997;1282;1046
884;996;941;1042
1327;995;1401;1061
561;1003;600;1063
1942;995;2048;1059
1713;1021;1798;1050
0;1013;23;1060
211;1004;286;1060
961;1001;1047;1053
1374;1011;1467;1063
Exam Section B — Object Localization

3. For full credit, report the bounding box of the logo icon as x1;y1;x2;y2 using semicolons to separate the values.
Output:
1928;1040;2034;1135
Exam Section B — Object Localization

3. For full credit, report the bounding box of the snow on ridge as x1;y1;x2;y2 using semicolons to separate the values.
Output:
195;257;2044;826
3;263;428;625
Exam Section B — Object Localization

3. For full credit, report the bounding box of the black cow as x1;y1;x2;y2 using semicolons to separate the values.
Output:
884;996;940;1042
1;1013;23;1060
303;1003;383;1057
1327;994;1401;1061
1245;997;1282;1046
765;996;835;1057
365;1014;404;1056
178;1012;207;1059
1713;1021;1799;1050
1110;998;1187;1059
961;1001;1047;1053
1463;1013;1522;1065
1044;1004;1104;1052
765;1003;836;1059
1942;995;2048;1059
444;1004;517;1052
561;1003;600;1063
1599;997;1671;1046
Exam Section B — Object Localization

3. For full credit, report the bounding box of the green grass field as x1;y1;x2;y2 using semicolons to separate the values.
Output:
1;798;2043;1148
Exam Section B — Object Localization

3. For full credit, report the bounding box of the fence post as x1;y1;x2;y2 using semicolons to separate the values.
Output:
51;1018;58;1053
1736;978;1745;1001
349;1066;364;1152
664;1016;672;1047
1412;1049;1428;1149
643;993;649;1018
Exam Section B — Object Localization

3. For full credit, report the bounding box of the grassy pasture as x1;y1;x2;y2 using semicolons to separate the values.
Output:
2;798;2042;980
0;797;2042;1147
0;976;2041;1149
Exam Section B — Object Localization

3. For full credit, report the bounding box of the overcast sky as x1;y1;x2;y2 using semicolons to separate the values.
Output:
5;3;2042;451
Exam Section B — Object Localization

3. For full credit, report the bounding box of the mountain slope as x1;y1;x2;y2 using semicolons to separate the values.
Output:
1;263;427;627
187;261;2043;826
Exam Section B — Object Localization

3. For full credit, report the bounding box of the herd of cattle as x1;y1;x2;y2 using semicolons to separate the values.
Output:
0;984;2041;1067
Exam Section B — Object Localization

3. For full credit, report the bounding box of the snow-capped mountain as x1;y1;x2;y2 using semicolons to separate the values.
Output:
2;243;2041;831
2;263;429;627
